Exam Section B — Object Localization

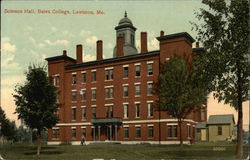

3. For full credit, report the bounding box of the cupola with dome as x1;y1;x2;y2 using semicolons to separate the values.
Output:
113;12;138;57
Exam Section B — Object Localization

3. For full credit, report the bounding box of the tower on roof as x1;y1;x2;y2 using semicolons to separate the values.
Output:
113;12;138;57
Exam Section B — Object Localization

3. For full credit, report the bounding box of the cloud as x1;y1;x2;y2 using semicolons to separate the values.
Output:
83;54;96;62
62;30;75;38
30;50;48;60
1;75;25;88
148;38;159;50
80;30;91;37
1;37;21;71
44;39;69;46
106;43;113;49
86;36;98;45
51;26;57;32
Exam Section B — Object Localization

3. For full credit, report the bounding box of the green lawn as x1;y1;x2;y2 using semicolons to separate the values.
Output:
0;142;248;160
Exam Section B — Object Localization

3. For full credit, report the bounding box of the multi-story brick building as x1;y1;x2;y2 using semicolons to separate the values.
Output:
46;13;207;145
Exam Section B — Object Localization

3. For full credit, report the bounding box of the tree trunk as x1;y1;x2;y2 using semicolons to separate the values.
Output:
236;102;243;157
178;120;183;146
236;62;243;157
37;131;41;155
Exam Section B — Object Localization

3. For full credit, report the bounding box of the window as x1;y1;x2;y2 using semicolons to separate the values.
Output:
131;34;134;45
72;90;77;102
92;88;96;100
147;102;153;117
53;75;60;86
218;126;222;135
147;63;153;75
124;127;129;139
105;87;114;99
72;107;76;120
123;66;129;78
92;71;96;82
81;89;86;101
52;128;60;139
72;74;77;84
123;104;128;118
135;103;140;118
201;108;205;121
187;125;191;138
105;69;113;80
56;92;60;103
82;128;86;137
72;128;76;139
135;65;140;77
135;126;141;138
92;107;96;118
82;72;86;83
135;84;141;96
82;107;86;120
123;86;129;97
148;126;154;138
167;125;178;138
147;83;153;95
106;105;114;118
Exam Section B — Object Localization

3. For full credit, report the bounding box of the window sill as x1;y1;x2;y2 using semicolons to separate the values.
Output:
167;137;178;139
105;98;114;100
123;77;128;79
135;138;141;139
147;137;153;139
147;74;153;76
147;116;154;118
72;101;77;103
105;79;113;82
135;95;140;97
135;76;141;78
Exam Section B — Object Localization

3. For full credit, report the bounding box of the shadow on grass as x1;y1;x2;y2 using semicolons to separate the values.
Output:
24;150;63;155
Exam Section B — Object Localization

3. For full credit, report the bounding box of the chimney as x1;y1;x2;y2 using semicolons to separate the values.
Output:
196;42;199;48
116;36;124;58
140;32;148;54
76;44;83;64
96;40;103;60
63;50;67;56
160;30;164;37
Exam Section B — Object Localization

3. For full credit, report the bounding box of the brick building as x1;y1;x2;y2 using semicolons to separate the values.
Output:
46;13;207;145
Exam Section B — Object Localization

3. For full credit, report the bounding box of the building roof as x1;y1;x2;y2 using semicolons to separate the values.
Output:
192;47;205;53
207;114;235;125
156;32;195;43
45;55;76;63
65;50;159;70
196;122;207;129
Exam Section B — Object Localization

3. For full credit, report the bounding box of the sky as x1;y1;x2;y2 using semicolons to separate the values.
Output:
1;0;249;130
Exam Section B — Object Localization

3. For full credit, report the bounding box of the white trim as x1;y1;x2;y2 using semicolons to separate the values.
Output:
52;127;59;129
123;119;197;124
123;102;129;105
47;141;190;145
123;125;129;127
134;63;141;66
81;88;86;91
193;125;195;127
81;106;86;108
71;72;77;75
91;87;96;90
72;89;77;92
81;126;86;128
91;105;96;108
147;81;153;84
147;124;154;127
166;58;170;61
134;82;141;85
91;126;95;128
122;84;129;86
91;69;96;72
81;71;86;73
147;101;154;103
166;123;178;126
72;106;76;108
135;101;140;104
105;67;114;70
123;64;129;67
53;74;60;76
105;103;114;106
187;123;191;126
56;122;91;126
105;85;114;88
71;127;76;129
147;61;154;64
135;125;141;127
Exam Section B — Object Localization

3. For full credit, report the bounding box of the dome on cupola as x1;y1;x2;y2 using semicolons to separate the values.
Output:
118;11;133;25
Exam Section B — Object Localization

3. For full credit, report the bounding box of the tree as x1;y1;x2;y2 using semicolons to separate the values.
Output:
13;65;58;155
155;57;207;145
0;106;17;142
192;0;249;156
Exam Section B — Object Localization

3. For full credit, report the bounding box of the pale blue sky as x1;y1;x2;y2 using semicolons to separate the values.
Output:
1;0;248;129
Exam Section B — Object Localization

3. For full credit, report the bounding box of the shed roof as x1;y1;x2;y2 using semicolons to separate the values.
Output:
196;122;207;129
207;114;235;125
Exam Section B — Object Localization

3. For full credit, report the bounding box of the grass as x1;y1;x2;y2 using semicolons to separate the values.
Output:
0;142;248;160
